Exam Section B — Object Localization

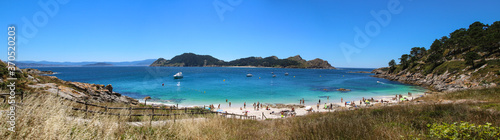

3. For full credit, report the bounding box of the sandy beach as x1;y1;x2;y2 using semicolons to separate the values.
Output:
142;92;427;120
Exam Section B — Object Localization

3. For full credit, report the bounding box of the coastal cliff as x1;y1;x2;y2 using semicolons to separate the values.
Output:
0;60;138;105
150;53;335;69
372;21;500;91
372;65;498;92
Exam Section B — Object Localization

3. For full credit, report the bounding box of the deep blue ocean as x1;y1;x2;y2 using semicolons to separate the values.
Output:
31;67;426;107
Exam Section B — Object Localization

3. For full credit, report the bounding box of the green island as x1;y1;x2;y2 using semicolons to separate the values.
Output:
150;53;335;69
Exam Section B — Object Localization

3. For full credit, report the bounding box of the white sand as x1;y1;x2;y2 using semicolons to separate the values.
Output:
140;92;427;120
208;92;426;120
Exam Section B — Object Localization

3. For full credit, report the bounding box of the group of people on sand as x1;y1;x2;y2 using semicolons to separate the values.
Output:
340;92;417;108
316;103;335;110
206;104;220;110
250;102;267;111
223;99;272;111
216;92;419;118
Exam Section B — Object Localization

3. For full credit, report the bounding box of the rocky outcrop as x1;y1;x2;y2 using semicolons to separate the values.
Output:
286;55;335;69
105;84;113;93
337;88;351;91
66;82;137;104
25;68;53;75
306;58;334;69
28;75;138;105
371;67;497;92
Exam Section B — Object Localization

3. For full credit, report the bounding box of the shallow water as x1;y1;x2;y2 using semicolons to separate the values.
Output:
32;67;426;106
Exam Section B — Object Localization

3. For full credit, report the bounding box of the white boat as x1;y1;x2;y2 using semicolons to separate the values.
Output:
173;72;183;79
246;74;253;77
272;74;276;78
285;72;289;76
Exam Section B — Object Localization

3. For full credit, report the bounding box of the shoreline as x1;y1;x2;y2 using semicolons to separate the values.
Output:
138;90;428;107
139;91;427;119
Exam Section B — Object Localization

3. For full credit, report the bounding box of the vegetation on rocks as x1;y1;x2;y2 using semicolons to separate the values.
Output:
374;21;500;91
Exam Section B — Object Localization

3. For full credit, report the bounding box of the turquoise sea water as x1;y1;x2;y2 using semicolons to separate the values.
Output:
32;67;426;107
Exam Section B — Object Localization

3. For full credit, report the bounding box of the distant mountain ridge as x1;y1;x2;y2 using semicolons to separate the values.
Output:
83;63;113;67
150;53;335;69
15;59;157;67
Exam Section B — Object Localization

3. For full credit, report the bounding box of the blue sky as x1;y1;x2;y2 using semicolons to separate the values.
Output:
1;0;499;68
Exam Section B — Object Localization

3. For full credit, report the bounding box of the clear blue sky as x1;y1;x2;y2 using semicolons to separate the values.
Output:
1;0;499;68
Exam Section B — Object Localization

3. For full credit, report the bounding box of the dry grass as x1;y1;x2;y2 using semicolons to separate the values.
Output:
1;87;500;139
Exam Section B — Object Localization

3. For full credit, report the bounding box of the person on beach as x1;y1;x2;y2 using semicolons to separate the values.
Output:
408;92;412;96
260;104;263;108
317;103;319;109
330;103;332;110
319;99;321;104
324;103;327;109
341;97;343;103
253;103;256;110
244;102;246;109
218;104;220;109
229;102;231;107
344;102;347;107
226;99;228;102
292;107;295;112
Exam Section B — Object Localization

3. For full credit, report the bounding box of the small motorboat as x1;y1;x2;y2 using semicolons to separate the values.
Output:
246;73;253;77
285;72;289;76
272;74;276;78
271;72;274;74
173;72;183;79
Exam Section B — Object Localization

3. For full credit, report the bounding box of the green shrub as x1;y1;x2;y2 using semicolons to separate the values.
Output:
423;63;437;75
433;61;465;75
427;121;500;139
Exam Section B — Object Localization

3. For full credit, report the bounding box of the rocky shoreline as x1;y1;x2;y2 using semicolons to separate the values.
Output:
27;73;139;105
26;68;54;75
371;67;497;92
